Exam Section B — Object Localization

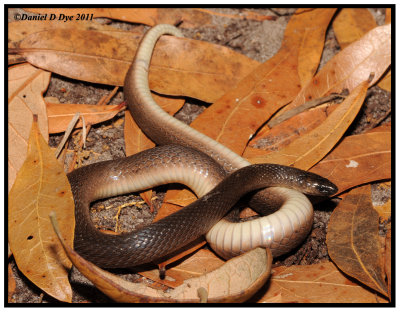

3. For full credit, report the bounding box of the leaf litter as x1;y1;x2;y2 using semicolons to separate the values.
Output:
7;7;392;304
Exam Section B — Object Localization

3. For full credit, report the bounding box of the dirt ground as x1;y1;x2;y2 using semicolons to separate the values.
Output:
8;7;391;303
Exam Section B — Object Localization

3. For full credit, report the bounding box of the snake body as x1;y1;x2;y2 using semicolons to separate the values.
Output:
69;25;337;268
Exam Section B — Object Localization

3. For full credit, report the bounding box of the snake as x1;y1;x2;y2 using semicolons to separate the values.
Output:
69;24;337;268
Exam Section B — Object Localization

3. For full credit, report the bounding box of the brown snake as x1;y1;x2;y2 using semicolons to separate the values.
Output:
69;25;337;268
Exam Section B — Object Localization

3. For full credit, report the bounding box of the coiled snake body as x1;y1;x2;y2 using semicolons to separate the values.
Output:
69;25;337;268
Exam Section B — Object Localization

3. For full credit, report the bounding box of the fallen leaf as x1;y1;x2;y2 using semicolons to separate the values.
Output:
258;262;388;303
331;8;391;93
8;63;50;191
333;8;377;49
18;28;259;103
140;248;224;289
8;117;75;302
51;215;272;303
309;125;391;194
378;8;392;92
189;8;336;155
9;19;134;50
24;8;213;29
244;103;338;157
297;13;335;86
326;185;388;297
278;24;391;116
46;102;124;134
248;81;369;170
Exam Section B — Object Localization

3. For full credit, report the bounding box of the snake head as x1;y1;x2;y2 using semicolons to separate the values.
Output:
312;180;338;196
302;175;338;196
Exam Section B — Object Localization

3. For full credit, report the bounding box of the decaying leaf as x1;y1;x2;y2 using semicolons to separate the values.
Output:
8;63;50;191
51;215;272;303
18;28;259;103
248;81;369;170
8;117;75;302
326;185;388;297
46;102;124;134
309;124;391;194
258;262;388;303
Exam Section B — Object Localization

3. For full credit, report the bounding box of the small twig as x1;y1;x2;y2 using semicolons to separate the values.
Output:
66;87;120;172
54;112;81;158
267;92;348;128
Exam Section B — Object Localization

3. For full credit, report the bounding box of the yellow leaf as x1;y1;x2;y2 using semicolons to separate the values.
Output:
8;117;75;302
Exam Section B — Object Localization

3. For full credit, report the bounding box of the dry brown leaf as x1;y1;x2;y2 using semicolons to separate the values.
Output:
189;8;336;155
9;19;135;50
333;8;377;49
8;117;75;302
51;217;272;303
18;28;259;103
378;8;392;92
326;185;388;297
278;24;391;116
309;126;391;194
331;8;391;93
258;262;388;303
297;12;335;86
24;8;213;29
46;102;124;134
8;63;50;191
140;248;224;289
248;81;369;170
244;103;338;157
